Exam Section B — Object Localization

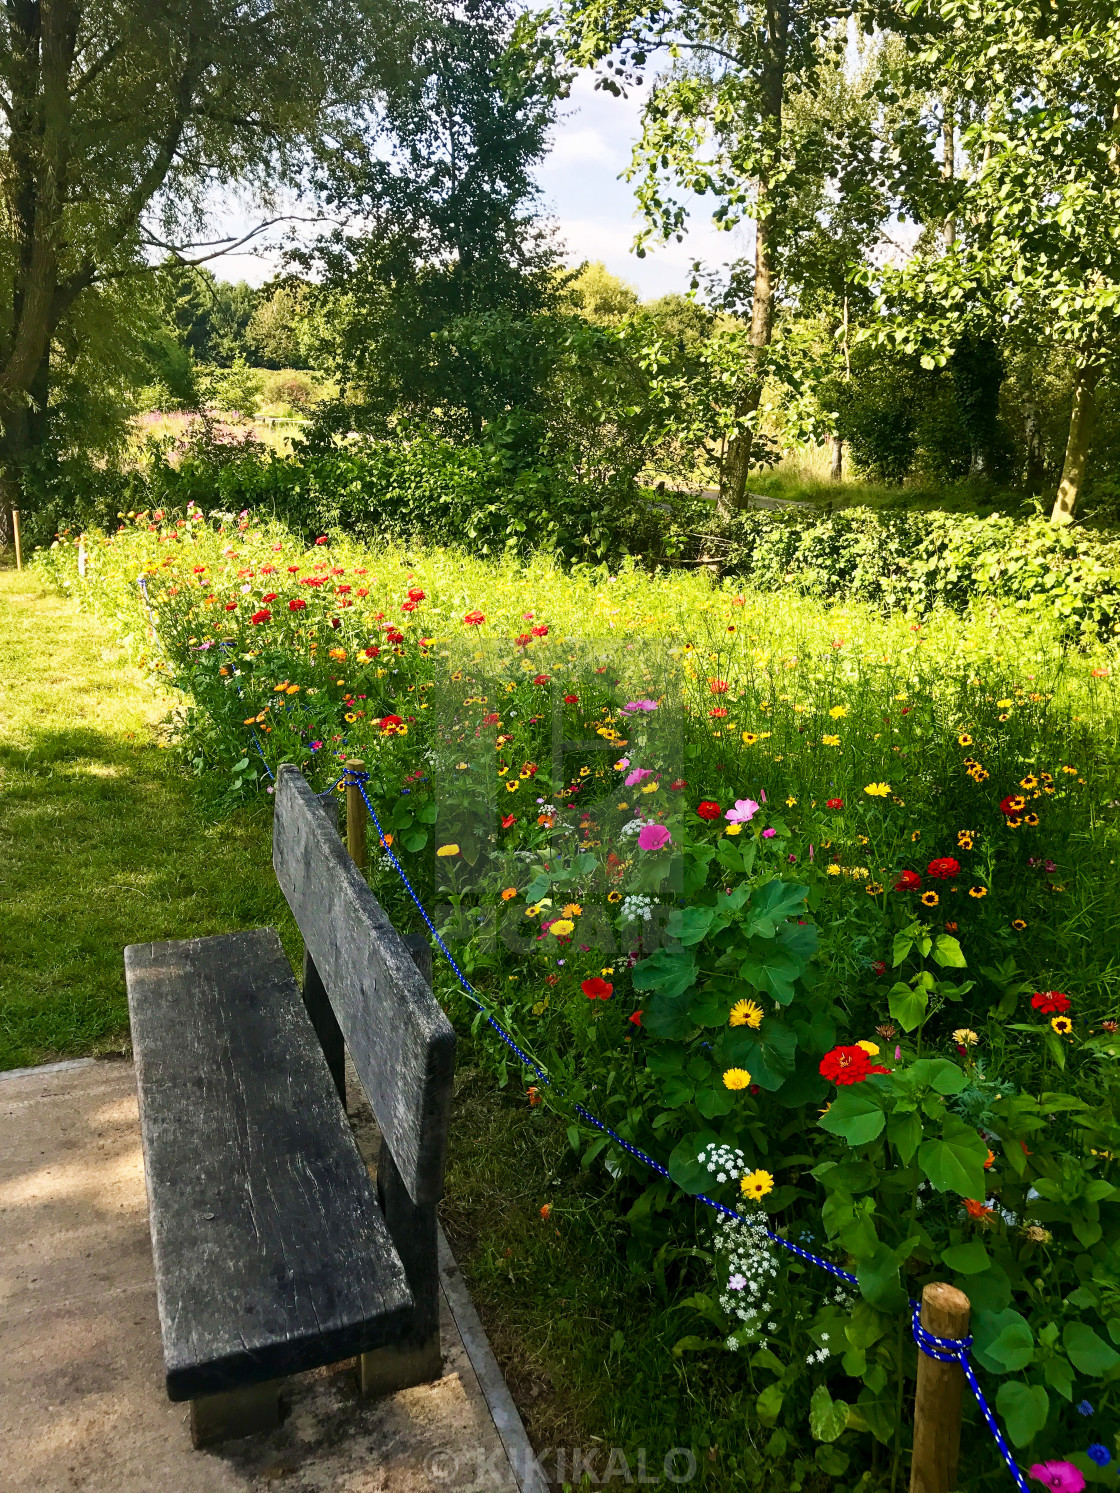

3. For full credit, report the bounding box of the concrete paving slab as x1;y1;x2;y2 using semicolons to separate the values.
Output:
0;1060;538;1493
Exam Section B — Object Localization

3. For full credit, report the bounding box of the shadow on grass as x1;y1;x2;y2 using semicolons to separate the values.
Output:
0;726;294;1069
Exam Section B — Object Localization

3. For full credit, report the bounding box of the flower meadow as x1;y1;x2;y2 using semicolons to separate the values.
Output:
43;507;1120;1488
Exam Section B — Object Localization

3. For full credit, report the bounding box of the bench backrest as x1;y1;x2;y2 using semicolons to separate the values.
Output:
273;765;455;1206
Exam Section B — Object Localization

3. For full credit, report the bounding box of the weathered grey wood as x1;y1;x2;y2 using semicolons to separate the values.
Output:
190;1381;281;1447
272;765;456;1206
125;928;413;1401
303;948;345;1107
361;933;442;1396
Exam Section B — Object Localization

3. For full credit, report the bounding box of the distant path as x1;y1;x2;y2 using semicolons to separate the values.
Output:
0;568;290;1070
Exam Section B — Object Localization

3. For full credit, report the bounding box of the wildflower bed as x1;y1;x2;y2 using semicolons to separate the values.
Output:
42;508;1120;1489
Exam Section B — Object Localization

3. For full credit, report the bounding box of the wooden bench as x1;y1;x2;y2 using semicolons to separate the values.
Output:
125;764;456;1446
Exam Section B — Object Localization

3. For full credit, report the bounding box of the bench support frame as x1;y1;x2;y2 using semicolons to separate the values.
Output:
190;1380;282;1448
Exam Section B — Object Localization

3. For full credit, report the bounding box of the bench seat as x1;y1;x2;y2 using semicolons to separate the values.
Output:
125;927;413;1402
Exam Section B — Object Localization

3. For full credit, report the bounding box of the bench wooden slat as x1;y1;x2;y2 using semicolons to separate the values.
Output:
272;766;456;1206
125;927;413;1400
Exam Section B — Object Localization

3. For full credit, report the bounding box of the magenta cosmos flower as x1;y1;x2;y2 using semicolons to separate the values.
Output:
1028;1464;1085;1493
637;823;672;851
625;767;655;787
621;699;658;713
725;798;759;824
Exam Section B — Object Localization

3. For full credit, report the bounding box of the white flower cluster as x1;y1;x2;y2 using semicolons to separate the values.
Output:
620;894;653;923
618;816;650;839
698;1142;747;1186
712;1213;781;1348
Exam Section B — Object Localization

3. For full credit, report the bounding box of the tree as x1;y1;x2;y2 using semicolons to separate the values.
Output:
155;263;255;367
304;0;567;437
565;260;640;322
559;0;883;509
869;0;1120;521
0;0;399;535
247;279;316;368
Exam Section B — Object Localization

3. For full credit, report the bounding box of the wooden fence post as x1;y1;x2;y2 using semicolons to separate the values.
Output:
11;508;21;570
910;1281;970;1493
345;758;367;872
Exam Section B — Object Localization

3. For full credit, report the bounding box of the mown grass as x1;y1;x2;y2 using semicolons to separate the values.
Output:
0;565;296;1069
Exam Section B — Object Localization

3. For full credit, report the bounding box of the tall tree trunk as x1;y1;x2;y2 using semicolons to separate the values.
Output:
829;434;843;481
716;0;787;516
1051;364;1100;524
942;101;955;248
1022;395;1046;493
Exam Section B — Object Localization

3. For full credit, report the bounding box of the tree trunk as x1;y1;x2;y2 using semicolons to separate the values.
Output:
1051;365;1100;524
942;102;955;248
716;0;787;515
1022;396;1046;494
830;434;843;481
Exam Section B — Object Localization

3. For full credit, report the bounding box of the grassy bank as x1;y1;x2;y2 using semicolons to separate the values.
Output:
0;565;293;1069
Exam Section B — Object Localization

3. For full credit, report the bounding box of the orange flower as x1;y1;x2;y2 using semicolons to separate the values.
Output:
539;1203;551;1220
527;1087;542;1107
983;1149;995;1170
501;887;518;901
962;1198;993;1220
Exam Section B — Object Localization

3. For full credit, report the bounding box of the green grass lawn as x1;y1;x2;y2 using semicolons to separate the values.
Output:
0;565;295;1070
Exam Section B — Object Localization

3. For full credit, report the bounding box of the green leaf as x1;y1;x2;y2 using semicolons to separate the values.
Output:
818;1088;886;1146
717;1021;799;1090
666;906;716;946
756;1382;784;1426
809;1384;849;1443
886;1109;922;1164
695;1085;735;1119
892;932;913;967
667;1131;720;1195
739;939;803;1003
931;934;967;968
524;873;550;902
917;1115;988;1199
660;1075;695;1108
751;878;809;924
1062;1322;1120;1377
940;1241;991;1274
632;947;698;999
908;1058;968;1095
889;980;928;1032
973;1310;1034;1374
403;828;428;852
995;1382;1049;1448
856;1241;912;1312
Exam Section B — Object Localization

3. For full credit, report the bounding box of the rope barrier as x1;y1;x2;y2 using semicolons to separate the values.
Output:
339;761;1030;1490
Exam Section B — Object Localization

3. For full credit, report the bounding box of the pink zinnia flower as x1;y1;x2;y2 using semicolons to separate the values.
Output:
625;767;655;787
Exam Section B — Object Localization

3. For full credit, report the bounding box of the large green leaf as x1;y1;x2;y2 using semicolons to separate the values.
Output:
717;1021;799;1090
886;1109;922;1164
995;1383;1049;1448
632;947;698;998
756;1382;784;1426
1063;1321;1120;1377
643;990;697;1040
748;879;809;936
666;906;717;946
888;980;928;1032
739;939;803;1003
818;1088;886;1146
856;1241;912;1312
940;1241;991;1274
776;919;819;962
973;1310;1035;1374
809;1384;849;1443
931;933;968;968
907;1058;968;1095
667;1131;721;1195
917;1114;988;1198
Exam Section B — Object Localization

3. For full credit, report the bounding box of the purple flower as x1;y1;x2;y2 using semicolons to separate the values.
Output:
1087;1446;1110;1468
728;1273;747;1291
310;740;322;750
621;699;658;713
761;827;776;839
625;767;655;787
637;823;672;852
1028;1463;1085;1493
725;798;759;824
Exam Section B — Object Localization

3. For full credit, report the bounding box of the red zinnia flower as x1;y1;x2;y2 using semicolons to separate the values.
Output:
709;679;729;694
927;857;960;880
482;712;500;725
531;624;548;637
533;674;549;686
401;599;417;611
250;609;271;625
363;645;380;658
999;795;1024;816
1031;990;1071;1015
894;869;921;891
629;1010;643;1027
709;707;728;718
826;798;844;809
289;599;308;611
819;1045;890;1085
564;694;578;704
581;977;613;1001
408;588;425;602
463;609;485;626
696;801;722;821
515;633;532;648
378;714;403;734
261;592;278;603
224;600;237;611
501;813;517;828
314;535;328;545
872;960;887;976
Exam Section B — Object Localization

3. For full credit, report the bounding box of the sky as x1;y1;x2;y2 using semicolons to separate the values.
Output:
208;73;748;301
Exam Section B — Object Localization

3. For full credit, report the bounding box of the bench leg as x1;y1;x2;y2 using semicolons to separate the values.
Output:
189;1380;282;1447
361;1144;442;1397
